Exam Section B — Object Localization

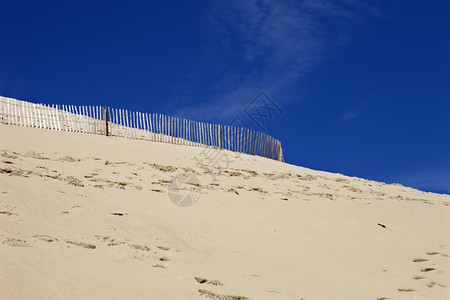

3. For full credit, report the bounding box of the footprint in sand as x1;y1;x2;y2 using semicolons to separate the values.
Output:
195;277;223;286
152;264;166;268
59;156;81;162
2;238;29;247
0;211;16;216
143;162;177;172
24;151;50;160
129;244;150;251
110;212;127;216
227;188;239;195
66;240;96;249
426;281;446;288
95;236;125;246
33;235;58;242
198;289;249;300
0;151;18;159
64;176;84;187
157;246;170;251
413;258;428;262
420;267;436;272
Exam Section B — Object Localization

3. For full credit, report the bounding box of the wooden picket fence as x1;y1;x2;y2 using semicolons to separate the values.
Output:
0;96;284;161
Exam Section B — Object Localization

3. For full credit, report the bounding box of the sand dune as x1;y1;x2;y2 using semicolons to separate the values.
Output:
0;124;449;299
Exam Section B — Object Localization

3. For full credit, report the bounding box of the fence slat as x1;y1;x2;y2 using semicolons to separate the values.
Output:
71;105;77;132
65;105;71;131
7;98;11;125
48;104;54;130
44;104;50;130
49;104;55;130
20;101;26;127
40;104;46;129
26;102;31;127
14;100;19;126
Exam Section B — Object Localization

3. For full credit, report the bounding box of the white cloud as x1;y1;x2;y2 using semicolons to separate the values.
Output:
342;111;359;122
170;0;385;122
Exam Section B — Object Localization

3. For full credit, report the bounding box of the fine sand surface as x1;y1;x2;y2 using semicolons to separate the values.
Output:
0;124;449;300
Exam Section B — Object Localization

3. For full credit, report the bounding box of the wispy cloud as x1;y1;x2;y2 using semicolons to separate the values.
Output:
342;111;359;122
169;0;384;122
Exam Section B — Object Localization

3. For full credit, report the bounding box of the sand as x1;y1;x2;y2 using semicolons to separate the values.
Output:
0;124;449;299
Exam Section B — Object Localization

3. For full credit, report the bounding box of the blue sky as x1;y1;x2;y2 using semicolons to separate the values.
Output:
1;0;449;194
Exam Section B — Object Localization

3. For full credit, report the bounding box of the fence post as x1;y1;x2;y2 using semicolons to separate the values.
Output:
219;124;222;149
104;106;109;136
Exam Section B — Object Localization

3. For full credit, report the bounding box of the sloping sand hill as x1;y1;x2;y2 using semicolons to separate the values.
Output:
0;124;449;299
